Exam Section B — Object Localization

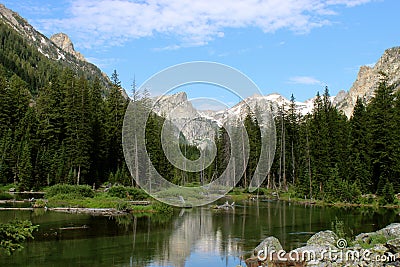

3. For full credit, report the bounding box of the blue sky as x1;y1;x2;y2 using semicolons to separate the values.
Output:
2;0;399;109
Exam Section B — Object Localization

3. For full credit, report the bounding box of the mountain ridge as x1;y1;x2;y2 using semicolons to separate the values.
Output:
0;3;110;89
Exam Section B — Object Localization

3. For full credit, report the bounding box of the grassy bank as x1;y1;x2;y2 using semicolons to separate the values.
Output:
226;187;400;209
0;184;172;214
3;183;400;211
44;185;172;214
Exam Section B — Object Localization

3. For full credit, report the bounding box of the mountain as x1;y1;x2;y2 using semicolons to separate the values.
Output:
199;93;318;125
152;92;219;145
337;47;400;117
50;33;86;62
0;3;110;89
152;92;320;144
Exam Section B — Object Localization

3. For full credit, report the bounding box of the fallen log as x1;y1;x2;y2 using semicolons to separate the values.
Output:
0;207;34;211
59;225;89;230
214;201;235;210
128;201;150;205
48;207;127;216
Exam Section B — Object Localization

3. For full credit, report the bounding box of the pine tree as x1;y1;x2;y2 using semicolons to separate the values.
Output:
243;113;261;188
88;78;108;184
105;71;128;175
348;97;372;192
17;141;32;190
367;75;397;193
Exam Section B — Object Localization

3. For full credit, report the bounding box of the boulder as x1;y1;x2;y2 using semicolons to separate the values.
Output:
253;236;283;256
285;231;339;266
371;243;389;255
307;230;339;248
377;223;400;239
387;238;400;253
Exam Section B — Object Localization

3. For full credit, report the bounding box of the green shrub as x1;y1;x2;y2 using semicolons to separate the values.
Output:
0;192;14;200
331;217;345;239
369;234;388;245
45;184;94;198
32;199;47;208
108;186;148;200
356;234;388;249
116;201;130;211
359;195;375;205
152;201;173;215
0;220;38;255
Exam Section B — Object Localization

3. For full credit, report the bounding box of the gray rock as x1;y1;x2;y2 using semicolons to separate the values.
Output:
307;230;339;248
253;236;283;256
377;224;400;239
371;244;389;254
387;238;400;253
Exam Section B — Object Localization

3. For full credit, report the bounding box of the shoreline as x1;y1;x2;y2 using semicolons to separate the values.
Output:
226;192;400;209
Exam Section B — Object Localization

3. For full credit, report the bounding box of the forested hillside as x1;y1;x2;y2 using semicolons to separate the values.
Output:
0;19;130;189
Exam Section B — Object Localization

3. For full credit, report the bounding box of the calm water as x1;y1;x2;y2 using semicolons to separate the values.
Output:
0;200;398;267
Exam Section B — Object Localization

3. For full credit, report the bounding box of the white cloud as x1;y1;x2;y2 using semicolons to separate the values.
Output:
288;76;323;85
153;44;182;52
326;0;373;7
35;0;373;49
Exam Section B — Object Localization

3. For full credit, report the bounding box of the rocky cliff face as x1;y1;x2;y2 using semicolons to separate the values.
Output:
337;47;400;117
0;3;110;88
50;33;86;62
152;92;219;145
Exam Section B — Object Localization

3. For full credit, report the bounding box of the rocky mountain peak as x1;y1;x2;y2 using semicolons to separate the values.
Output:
0;4;36;41
0;4;111;89
0;4;24;27
50;33;86;62
337;46;400;117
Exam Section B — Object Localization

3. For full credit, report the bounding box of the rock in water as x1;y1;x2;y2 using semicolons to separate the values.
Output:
253;236;283;256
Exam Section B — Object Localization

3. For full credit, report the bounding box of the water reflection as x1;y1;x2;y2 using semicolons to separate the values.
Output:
125;201;398;267
0;200;398;267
